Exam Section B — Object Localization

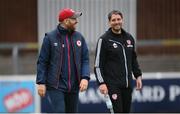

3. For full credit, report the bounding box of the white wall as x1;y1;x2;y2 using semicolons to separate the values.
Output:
37;0;136;51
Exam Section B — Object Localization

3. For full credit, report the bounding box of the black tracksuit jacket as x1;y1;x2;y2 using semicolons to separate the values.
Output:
94;28;142;88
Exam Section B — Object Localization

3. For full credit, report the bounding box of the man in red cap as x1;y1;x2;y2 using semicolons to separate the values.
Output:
36;8;90;113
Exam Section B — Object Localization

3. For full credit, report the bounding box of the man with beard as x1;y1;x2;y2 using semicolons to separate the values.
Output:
94;10;142;113
36;8;90;113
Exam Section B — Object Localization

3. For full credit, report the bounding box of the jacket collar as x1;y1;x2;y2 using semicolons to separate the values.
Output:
57;24;74;35
107;28;126;36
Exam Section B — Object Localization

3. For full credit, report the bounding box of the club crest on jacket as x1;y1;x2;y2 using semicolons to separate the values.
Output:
76;40;81;47
113;43;118;48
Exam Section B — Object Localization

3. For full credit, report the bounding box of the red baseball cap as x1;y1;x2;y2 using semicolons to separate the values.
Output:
58;8;82;22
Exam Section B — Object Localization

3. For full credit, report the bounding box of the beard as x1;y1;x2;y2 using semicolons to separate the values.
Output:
69;26;76;31
112;27;121;33
112;24;121;32
68;22;77;31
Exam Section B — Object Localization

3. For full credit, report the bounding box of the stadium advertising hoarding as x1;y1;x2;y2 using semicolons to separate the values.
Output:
41;73;180;113
0;76;38;113
0;73;180;113
79;75;180;112
132;78;180;112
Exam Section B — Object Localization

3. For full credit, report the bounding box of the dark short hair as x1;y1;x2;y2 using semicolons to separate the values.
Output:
108;10;123;21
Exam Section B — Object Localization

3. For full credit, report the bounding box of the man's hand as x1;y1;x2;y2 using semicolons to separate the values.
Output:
136;76;142;90
99;84;108;95
37;84;46;97
79;79;88;92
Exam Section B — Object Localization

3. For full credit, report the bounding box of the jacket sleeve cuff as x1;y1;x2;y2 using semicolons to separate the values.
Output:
134;75;142;79
134;72;142;79
81;76;90;81
36;81;46;84
98;82;105;85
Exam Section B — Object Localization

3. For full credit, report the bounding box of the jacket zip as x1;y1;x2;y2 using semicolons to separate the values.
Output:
70;34;80;84
109;39;129;87
56;32;80;90
56;33;63;89
66;34;71;92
